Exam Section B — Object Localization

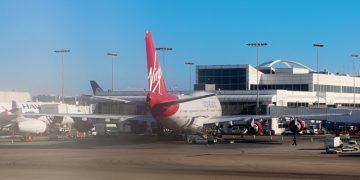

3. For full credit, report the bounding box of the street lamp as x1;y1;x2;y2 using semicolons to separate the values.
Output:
352;53;359;108
107;52;118;91
185;62;194;91
247;42;268;115
54;49;70;103
313;43;324;107
156;47;173;76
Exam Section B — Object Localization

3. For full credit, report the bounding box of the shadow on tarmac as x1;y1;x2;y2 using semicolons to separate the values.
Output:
298;147;325;151
0;135;159;149
339;153;360;157
234;139;283;145
0;135;286;150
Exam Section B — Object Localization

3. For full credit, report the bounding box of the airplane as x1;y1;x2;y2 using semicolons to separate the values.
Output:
0;101;47;141
0;101;81;141
0;100;154;141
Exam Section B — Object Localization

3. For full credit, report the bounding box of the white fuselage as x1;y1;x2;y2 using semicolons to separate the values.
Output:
16;117;47;134
158;92;222;132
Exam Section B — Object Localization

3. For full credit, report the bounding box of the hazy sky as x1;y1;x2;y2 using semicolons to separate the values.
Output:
1;0;360;96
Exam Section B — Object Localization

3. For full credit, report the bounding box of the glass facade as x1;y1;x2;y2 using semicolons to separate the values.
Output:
251;84;309;91
287;102;309;107
314;84;360;94
197;66;360;94
198;68;247;90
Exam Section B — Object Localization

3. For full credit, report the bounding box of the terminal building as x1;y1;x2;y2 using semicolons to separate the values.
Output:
195;59;360;115
0;91;32;102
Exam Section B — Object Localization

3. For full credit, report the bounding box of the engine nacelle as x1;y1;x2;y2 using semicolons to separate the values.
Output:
248;120;263;135
62;116;74;125
18;119;47;134
289;119;305;133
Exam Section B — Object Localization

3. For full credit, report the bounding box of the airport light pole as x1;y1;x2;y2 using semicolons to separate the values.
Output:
54;49;70;103
352;53;359;108
247;42;268;115
107;52;118;91
313;43;324;107
156;47;173;77
185;62;195;91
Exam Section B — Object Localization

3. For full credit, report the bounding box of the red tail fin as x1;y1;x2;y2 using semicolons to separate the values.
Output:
145;31;167;95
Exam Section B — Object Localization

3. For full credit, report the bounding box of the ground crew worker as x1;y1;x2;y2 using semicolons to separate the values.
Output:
292;135;297;146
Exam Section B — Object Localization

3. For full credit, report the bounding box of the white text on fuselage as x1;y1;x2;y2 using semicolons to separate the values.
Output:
21;104;40;113
181;101;218;113
202;101;217;109
22;104;40;110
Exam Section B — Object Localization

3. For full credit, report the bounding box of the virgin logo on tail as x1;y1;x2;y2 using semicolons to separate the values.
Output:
146;31;167;95
148;52;163;94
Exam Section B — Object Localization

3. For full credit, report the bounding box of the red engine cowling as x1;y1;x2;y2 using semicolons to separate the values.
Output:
289;119;305;133
248;120;263;135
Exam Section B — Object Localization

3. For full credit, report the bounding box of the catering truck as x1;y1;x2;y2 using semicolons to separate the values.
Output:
324;136;343;154
324;137;359;153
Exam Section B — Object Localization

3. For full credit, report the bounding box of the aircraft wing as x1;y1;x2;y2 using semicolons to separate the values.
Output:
23;113;154;122
204;111;352;125
90;95;132;103
2;123;14;128
0;116;18;128
156;93;216;106
85;95;146;105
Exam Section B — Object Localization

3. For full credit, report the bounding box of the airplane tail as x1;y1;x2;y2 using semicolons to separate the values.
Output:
0;102;18;116
12;101;18;110
144;31;216;117
90;80;104;95
10;101;21;114
145;31;167;95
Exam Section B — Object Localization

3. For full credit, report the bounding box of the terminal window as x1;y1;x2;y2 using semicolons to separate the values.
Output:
314;84;360;94
198;68;247;90
251;84;309;91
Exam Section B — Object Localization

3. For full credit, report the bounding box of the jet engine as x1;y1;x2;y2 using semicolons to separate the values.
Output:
289;119;305;133
17;119;47;134
248;120;263;135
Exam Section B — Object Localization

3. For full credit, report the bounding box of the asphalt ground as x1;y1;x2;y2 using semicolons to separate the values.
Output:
0;135;359;180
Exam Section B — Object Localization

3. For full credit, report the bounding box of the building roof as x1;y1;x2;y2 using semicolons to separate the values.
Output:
257;59;315;72
0;91;31;102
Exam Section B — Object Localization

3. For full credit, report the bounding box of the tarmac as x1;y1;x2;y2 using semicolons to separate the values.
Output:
0;135;359;180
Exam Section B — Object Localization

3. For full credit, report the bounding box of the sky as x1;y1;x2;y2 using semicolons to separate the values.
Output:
1;0;360;96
